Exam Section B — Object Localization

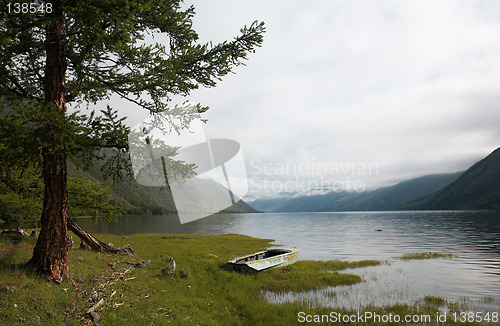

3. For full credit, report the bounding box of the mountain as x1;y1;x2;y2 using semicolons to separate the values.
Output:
244;197;291;212
406;147;500;210
250;172;462;212
69;164;258;215
263;191;361;212
342;172;463;211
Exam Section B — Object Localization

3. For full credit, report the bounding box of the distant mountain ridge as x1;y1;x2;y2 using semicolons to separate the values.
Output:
250;147;500;212
346;172;463;211
250;172;462;212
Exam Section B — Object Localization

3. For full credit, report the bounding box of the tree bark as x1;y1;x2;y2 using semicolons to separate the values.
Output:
27;6;69;283
27;153;69;283
67;218;135;254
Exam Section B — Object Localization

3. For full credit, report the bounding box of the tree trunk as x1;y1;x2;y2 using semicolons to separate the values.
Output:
27;6;69;282
67;218;135;254
27;153;69;283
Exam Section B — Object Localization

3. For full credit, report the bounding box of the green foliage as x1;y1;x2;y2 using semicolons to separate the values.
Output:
68;162;177;215
0;164;124;220
67;177;124;221
0;165;43;220
0;1;265;177
0;101;132;181
1;0;264;221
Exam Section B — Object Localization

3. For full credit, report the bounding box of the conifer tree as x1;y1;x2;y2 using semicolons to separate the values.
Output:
0;0;264;282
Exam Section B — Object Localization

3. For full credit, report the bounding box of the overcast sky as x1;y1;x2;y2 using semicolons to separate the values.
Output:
125;1;500;199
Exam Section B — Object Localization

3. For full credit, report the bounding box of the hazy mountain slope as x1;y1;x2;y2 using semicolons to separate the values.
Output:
407;147;500;210
340;172;462;211
69;164;176;214
68;164;258;215
248;197;295;212
275;191;361;212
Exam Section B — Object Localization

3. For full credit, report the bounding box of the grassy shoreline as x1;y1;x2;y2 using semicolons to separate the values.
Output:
0;232;495;325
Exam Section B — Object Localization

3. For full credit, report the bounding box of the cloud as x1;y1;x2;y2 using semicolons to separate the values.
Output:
183;0;500;196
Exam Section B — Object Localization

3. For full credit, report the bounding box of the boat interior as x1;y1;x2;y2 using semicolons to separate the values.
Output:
237;249;291;263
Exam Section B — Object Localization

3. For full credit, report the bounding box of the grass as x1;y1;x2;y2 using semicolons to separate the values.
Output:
258;260;380;293
397;252;455;260
0;233;495;325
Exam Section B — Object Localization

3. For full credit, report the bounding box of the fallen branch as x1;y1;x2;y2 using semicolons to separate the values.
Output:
67;218;135;254
86;298;105;314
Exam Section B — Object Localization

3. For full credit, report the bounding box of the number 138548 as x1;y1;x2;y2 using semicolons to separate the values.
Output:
452;311;498;323
6;2;53;14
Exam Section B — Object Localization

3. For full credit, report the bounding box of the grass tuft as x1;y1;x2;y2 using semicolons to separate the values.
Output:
397;252;455;260
257;260;380;292
422;295;447;306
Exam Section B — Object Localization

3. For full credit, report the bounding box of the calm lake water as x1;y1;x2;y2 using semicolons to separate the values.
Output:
75;210;500;309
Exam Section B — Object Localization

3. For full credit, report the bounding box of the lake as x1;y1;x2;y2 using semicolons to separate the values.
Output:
75;210;500;309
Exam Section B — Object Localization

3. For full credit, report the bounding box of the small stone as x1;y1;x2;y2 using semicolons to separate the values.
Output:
80;241;91;250
135;259;151;268
67;235;74;248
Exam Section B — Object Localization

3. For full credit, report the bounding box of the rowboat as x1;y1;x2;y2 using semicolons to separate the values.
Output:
222;248;299;274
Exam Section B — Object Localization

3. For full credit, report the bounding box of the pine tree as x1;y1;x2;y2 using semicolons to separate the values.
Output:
0;0;264;282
